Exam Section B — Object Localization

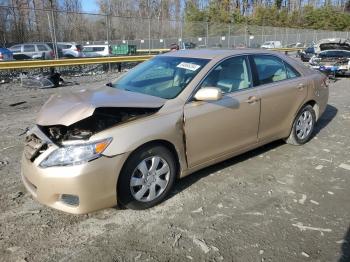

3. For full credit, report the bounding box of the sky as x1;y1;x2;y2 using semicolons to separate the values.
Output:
81;0;99;13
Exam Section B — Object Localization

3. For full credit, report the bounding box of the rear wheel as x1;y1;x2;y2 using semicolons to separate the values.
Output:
117;145;176;209
286;105;316;145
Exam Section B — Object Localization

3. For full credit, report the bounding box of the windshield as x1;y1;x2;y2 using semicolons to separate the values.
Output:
112;56;209;99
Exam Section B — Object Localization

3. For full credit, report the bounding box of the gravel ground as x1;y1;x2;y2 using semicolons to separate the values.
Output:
0;73;349;262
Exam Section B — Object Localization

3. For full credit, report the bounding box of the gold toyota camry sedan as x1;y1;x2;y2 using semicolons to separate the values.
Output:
21;49;329;214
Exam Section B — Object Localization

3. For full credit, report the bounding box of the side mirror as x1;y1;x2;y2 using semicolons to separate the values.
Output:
194;87;222;101
106;82;112;87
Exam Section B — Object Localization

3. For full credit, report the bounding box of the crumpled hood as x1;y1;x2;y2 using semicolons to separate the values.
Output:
36;86;166;126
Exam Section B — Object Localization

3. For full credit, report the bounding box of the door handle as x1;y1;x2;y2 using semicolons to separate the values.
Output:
297;83;305;90
245;96;259;104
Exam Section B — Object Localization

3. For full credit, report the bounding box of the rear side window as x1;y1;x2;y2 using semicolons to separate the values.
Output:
284;62;301;79
23;45;35;52
58;44;71;49
10;45;21;53
93;47;105;52
37;45;48;51
253;55;287;85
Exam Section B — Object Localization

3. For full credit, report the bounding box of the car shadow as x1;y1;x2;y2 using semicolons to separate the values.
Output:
313;104;337;137
339;227;350;262
169;104;338;201
170;139;285;198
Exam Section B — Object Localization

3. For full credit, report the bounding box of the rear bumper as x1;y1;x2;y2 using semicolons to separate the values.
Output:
21;152;129;214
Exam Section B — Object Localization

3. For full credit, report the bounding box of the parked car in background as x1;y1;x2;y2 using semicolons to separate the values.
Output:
300;46;316;62
286;42;304;48
0;47;14;61
57;42;83;58
182;42;196;49
309;49;350;75
46;43;64;58
9;43;62;60
314;38;350;53
82;45;111;57
260;41;282;49
21;49;328;214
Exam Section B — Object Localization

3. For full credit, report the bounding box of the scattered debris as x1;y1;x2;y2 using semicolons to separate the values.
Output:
0;159;9;167
6;246;21;252
339;163;350;171
315;165;323;170
211;245;219;252
1;145;16;151
310;200;320;205
9;101;27;107
11;191;24;200
327;191;334;195
217;203;223;208
336;239;347;244
244;212;264;216
259;250;264;255
186;255;193;260
192;207;203;213
193;237;210;254
298;194;307;204
301;251;310;258
323;149;330;153
292;222;332;233
19;127;30;136
172;234;182;247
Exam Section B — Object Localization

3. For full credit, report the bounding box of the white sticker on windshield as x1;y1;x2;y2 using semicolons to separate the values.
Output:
177;62;201;71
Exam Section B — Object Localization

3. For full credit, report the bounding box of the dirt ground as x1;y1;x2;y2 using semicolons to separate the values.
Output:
0;73;349;262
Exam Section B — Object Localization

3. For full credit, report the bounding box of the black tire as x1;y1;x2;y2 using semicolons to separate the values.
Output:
117;145;176;210
286;105;316;145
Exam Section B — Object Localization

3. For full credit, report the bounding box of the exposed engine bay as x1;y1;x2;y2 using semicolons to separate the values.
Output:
38;107;159;144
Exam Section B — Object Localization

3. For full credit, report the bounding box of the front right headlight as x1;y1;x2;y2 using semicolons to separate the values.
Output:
40;138;112;168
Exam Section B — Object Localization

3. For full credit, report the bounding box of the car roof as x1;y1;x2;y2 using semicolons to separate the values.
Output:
83;45;108;47
160;49;284;60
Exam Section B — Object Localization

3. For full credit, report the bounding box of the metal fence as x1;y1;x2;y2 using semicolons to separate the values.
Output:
1;6;349;50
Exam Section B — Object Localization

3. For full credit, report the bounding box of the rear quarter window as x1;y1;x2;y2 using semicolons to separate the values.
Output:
253;55;287;85
284;62;301;79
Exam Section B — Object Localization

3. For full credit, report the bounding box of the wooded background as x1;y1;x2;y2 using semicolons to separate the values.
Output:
0;0;349;46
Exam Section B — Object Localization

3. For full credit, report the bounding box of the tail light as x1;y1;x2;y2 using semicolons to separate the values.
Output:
0;52;3;60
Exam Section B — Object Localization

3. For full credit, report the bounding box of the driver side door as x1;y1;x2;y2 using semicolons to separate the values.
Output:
183;55;261;168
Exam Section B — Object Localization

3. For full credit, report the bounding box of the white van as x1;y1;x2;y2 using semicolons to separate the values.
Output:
260;41;282;49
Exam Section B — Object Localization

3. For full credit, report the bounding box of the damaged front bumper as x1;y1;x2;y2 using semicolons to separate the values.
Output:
21;126;129;214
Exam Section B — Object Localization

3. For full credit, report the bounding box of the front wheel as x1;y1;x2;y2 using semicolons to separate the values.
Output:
286;105;316;145
117;145;176;209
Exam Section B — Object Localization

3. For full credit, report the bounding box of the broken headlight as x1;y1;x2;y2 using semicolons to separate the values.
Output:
39;138;112;168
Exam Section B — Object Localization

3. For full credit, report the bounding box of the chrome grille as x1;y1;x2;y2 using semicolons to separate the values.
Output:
24;134;47;162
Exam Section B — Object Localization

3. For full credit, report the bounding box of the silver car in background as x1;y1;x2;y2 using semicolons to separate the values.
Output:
57;42;83;58
9;43;62;60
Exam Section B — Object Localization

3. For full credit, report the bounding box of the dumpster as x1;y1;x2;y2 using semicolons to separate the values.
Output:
112;44;137;55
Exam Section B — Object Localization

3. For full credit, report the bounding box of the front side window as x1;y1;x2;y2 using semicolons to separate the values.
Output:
23;45;35;52
37;45;48;51
200;56;251;93
253;55;287;85
113;56;209;99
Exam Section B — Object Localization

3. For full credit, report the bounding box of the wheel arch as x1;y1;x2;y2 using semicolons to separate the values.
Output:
304;100;319;120
286;99;319;138
117;139;181;189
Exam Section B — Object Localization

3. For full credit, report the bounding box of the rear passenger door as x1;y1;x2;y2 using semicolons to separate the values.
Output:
250;55;308;141
23;44;37;58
